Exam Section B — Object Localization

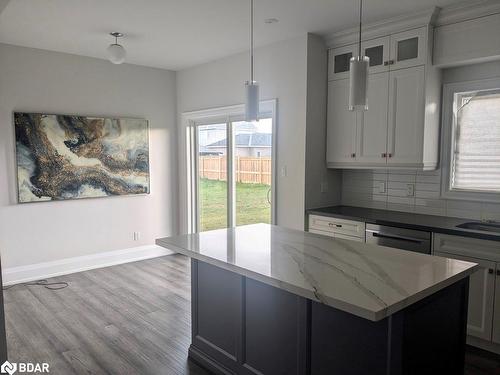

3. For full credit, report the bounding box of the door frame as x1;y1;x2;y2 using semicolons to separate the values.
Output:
180;100;278;234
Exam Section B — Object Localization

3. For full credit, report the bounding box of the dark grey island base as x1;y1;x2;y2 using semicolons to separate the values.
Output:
189;259;470;375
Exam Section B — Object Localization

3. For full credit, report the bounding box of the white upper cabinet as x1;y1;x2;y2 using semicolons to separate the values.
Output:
389;27;427;70
328;44;358;81
361;36;390;74
355;72;389;164
387;66;425;166
434;13;500;67
326;22;439;170
326;79;357;164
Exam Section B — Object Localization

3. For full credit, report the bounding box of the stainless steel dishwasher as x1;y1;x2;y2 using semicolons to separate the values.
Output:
365;224;431;254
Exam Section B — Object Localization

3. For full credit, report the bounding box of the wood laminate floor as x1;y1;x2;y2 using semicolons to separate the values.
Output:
4;254;500;375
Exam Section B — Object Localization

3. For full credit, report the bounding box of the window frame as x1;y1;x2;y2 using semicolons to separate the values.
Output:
441;77;500;202
180;100;277;234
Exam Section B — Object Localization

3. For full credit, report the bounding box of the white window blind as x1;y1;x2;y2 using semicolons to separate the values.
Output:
451;89;500;192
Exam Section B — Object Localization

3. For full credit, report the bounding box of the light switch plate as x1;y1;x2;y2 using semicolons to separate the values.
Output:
378;182;386;194
320;182;328;193
406;184;415;197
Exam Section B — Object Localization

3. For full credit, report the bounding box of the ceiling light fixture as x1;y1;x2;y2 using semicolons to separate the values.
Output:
107;32;126;65
245;0;259;122
349;0;369;111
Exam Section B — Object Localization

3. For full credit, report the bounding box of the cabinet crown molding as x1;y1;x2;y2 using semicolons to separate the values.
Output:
325;0;500;49
436;0;500;27
325;7;439;48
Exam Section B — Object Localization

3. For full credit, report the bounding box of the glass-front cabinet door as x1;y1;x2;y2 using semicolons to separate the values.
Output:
389;27;427;70
361;36;390;74
328;44;358;81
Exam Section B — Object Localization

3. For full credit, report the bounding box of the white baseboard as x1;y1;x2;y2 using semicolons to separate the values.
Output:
2;245;175;286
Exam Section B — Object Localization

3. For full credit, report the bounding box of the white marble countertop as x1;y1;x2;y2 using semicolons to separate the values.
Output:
156;224;478;321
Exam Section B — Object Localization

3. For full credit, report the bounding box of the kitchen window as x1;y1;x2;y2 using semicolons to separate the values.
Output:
442;78;500;202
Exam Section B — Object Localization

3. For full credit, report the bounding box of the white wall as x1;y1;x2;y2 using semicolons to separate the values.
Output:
177;36;309;230
0;43;178;269
341;61;500;221
304;34;342;212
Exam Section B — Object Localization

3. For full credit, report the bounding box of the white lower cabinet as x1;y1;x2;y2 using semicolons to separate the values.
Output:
434;250;495;341
434;234;500;345
494;275;500;344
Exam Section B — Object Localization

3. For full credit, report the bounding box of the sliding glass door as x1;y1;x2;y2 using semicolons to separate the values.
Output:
196;123;228;231
194;116;274;232
234;119;273;226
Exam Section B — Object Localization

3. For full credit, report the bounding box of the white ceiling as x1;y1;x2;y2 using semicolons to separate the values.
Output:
0;0;471;71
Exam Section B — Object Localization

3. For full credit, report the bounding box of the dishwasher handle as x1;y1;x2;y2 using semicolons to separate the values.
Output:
366;229;426;244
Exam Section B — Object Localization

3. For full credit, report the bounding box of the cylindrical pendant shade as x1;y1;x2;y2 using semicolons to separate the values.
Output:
349;56;369;111
245;81;259;122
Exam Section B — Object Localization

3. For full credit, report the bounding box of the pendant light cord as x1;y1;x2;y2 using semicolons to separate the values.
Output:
358;0;363;56
250;0;254;83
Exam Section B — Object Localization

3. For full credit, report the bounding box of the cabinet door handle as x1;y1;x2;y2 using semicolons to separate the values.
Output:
328;223;342;228
383;61;389;66
389;60;395;65
388;153;393;158
496;270;500;276
351;153;356;158
381;153;387;158
489;268;494;274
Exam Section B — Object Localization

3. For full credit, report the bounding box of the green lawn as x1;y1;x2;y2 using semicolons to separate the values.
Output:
199;178;271;231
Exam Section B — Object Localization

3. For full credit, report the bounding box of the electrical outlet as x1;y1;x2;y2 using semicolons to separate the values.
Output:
133;231;141;241
378;182;386;194
406;184;415;197
320;182;328;193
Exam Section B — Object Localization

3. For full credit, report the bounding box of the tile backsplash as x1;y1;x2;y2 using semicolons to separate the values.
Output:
341;169;500;221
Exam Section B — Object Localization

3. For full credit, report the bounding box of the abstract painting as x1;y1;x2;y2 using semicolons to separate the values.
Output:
14;113;150;203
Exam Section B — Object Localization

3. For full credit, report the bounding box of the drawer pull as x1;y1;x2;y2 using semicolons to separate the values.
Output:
328;223;343;228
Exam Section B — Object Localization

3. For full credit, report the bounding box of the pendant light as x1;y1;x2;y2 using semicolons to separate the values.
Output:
107;32;126;65
349;0;369;111
245;0;259;122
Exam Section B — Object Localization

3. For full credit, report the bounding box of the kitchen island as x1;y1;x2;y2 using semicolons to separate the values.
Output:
156;224;478;375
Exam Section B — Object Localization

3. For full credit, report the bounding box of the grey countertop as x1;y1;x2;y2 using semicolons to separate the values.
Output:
156;224;477;321
307;206;500;242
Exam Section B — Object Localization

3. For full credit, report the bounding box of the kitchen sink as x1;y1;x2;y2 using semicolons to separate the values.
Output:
456;221;500;233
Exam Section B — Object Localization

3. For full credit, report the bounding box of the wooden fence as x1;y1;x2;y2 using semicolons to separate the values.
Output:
199;156;271;185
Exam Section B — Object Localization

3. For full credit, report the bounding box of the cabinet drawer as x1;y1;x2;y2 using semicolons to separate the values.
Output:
309;229;365;243
433;234;500;262
308;215;365;238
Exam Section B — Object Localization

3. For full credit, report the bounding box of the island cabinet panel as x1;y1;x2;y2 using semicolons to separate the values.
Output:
311;302;389;375
190;259;310;375
311;279;469;375
242;279;309;375
191;260;243;373
189;258;470;375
